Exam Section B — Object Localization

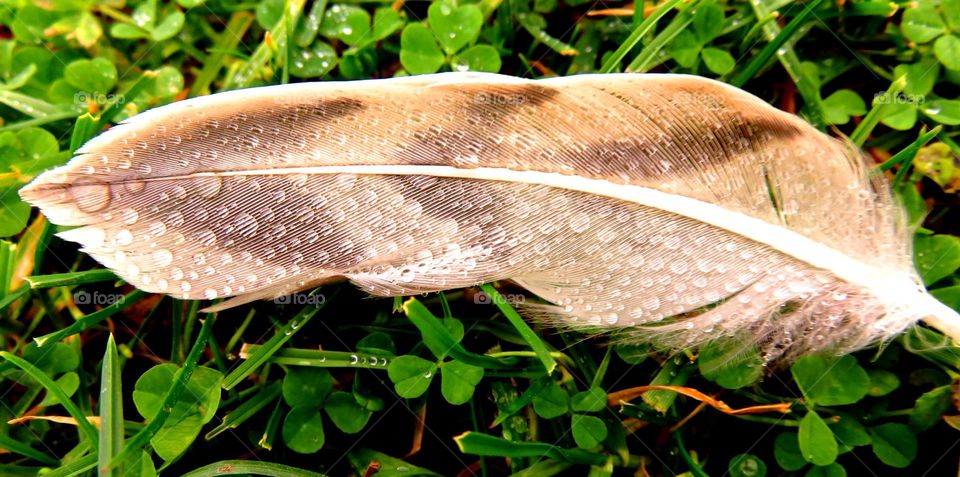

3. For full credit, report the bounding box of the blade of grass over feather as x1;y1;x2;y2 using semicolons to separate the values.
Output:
737;0;826;129
222;289;331;390
0;351;99;446
98;335;123;477
480;284;556;374
0;435;59;466
181;460;329;477
34;290;148;347
107;316;216;470
205;381;282;440
25;270;118;289
599;0;683;73
402;298;518;369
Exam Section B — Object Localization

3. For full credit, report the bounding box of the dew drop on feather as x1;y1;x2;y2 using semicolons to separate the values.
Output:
71;183;111;212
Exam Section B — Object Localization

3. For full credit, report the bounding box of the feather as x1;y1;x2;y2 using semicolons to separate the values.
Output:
19;72;960;360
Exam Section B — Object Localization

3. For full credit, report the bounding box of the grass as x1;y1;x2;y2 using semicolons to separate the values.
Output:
1;0;960;476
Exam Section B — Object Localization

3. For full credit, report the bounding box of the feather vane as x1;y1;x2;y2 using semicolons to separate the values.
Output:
19;72;960;360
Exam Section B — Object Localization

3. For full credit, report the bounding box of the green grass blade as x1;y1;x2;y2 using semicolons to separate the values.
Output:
625;2;698;72
737;0;826;129
642;358;695;413
222;290;331;390
25;270;118;289
98;335;123;477
42;454;97;477
850;75;907;147
599;0;683;73
238;344;393;369
0;435;60;466
455;432;612;466
205;381;282;440
69;113;101;153
223;0;306;89
107;316;217;470
34;290;148;347
879;127;939;172
0;351;99;446
191;12;255;96
480;284;557;374
731;0;826;88
890;126;941;187
0;283;28;310
181;460;328;476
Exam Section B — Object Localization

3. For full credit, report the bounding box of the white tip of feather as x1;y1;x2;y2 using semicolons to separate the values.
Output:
56;226;107;249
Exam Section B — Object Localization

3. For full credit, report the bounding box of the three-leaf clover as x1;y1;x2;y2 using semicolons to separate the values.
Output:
400;0;501;74
669;3;735;75
110;0;185;42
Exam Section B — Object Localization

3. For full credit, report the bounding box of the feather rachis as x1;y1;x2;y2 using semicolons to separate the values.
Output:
19;72;960;359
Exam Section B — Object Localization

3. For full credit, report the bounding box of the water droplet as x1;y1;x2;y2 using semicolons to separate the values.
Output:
194;176;223;198
196;230;217;246
569;212;590;233
115;229;133;246
70;183;111;212
152;249;173;267
235;213;259;237
148;221;167;237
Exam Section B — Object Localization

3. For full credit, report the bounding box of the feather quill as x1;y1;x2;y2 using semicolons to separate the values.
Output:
19;72;960;360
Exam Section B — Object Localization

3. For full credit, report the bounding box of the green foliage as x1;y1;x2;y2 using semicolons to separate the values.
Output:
1;0;959;475
791;355;870;406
